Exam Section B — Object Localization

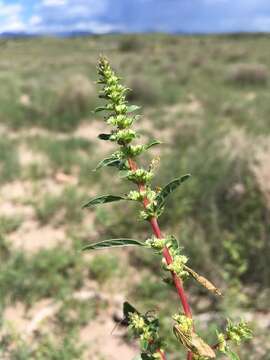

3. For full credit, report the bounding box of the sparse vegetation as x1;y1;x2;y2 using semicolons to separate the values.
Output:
0;34;269;359
0;247;84;306
35;187;85;226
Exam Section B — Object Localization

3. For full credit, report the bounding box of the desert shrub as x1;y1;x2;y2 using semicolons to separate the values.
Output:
127;76;161;104
89;254;119;283
2;332;83;360
0;138;20;183
224;49;248;63
226;63;269;85
53;74;94;127
118;36;143;52
160;130;270;287
0;216;22;235
35;187;85;226
1;74;95;132
32;333;84;360
30;136;92;173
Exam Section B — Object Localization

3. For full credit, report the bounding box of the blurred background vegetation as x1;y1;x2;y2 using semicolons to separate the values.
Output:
0;34;270;359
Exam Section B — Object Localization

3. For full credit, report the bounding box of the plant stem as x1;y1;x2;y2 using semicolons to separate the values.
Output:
158;349;167;360
150;217;192;318
128;158;193;359
211;334;230;350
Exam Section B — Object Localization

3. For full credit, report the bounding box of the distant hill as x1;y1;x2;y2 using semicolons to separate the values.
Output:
0;31;96;38
0;32;36;38
0;30;269;38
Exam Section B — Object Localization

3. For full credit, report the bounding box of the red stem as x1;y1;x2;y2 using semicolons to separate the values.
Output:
158;349;167;360
150;217;192;318
128;158;193;360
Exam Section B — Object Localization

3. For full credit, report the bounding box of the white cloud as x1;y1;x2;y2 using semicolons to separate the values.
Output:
29;15;42;26
72;20;117;33
27;0;111;33
0;1;26;32
1;0;268;35
26;19;119;34
42;0;67;6
0;1;22;16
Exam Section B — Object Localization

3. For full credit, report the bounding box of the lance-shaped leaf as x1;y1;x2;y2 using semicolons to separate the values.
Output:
145;140;162;151
156;174;191;210
140;355;153;360
225;349;240;360
98;133;111;140
127;105;141;113
93;156;121;171
119;170;129;178
83;238;145;251
184;265;222;296
94;106;110;113
83;194;126;208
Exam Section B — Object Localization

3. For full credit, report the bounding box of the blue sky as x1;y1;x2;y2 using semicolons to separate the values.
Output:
1;0;270;34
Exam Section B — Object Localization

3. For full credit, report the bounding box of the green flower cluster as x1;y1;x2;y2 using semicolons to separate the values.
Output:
146;235;190;278
216;319;252;357
110;128;137;144
95;57;162;223
146;237;167;251
127;188;156;202
106;114;134;128
128;312;164;359
122;144;145;157
172;314;193;334
139;203;160;221
97;58;138;144
166;254;189;278
225;319;252;345
127;168;154;184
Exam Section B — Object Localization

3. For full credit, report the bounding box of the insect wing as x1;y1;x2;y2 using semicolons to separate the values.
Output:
173;325;193;350
185;266;222;296
123;301;140;323
174;326;216;358
190;332;216;358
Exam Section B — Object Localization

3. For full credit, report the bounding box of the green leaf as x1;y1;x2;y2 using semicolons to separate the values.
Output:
82;238;145;251
94;106;108;113
134;115;141;121
123;301;140;319
225;349;240;360
119;170;129;178
145;140;162;150
98;133;111;140
83;195;126;208
127;105;140;113
156;174;191;210
93;156;120;171
141;354;154;360
168;235;180;251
